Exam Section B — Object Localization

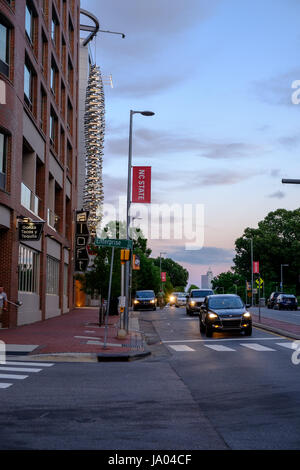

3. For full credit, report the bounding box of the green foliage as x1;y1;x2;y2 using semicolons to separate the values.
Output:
188;284;200;292
211;271;245;298
233;208;300;296
153;257;189;290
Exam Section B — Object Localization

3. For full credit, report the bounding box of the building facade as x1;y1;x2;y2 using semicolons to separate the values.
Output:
0;0;80;327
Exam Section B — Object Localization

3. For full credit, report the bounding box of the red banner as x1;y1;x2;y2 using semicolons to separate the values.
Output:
253;261;260;274
161;272;166;282
132;166;151;203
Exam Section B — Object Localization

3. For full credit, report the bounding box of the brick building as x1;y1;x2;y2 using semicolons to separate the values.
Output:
0;0;80;327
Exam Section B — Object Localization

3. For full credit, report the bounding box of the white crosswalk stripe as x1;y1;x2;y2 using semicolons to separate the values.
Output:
205;344;236;352
167;341;297;353
0;361;54;391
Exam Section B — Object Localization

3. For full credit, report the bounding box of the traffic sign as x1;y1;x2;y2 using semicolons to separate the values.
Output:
94;238;133;249
255;278;264;287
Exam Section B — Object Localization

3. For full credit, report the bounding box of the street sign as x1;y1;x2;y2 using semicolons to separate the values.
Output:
95;238;133;249
75;210;89;272
18;221;44;241
255;278;264;287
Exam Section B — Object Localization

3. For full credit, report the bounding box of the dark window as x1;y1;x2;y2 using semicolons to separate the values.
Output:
51;9;59;45
40;86;47;132
0;132;7;191
0;21;10;77
50;108;58;149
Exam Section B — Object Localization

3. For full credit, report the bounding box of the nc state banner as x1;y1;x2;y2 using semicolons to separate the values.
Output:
132;166;151;204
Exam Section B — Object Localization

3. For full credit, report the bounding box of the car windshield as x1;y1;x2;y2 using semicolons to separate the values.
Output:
136;291;154;298
178;293;185;297
282;295;295;299
208;296;244;309
191;290;213;297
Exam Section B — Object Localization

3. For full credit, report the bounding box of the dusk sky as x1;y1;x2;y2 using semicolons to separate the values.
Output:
80;0;300;287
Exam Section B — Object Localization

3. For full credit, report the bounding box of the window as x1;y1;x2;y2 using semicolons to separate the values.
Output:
0;132;7;190
64;263;68;296
18;245;39;293
40;86;47;132
51;9;59;45
25;2;34;43
0;21;10;77
50;107;58;148
46;256;60;294
50;59;57;95
67;57;73;94
67;98;72;133
24;62;32;105
41;30;48;75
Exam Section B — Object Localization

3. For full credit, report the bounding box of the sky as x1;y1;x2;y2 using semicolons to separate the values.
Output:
80;0;300;287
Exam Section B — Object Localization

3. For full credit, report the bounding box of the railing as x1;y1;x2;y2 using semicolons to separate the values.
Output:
21;182;39;216
47;208;60;231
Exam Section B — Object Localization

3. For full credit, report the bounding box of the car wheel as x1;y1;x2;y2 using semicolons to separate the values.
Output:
244;326;252;336
205;325;213;338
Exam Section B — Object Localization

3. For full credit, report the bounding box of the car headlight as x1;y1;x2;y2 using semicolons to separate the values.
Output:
243;312;251;318
150;299;155;303
134;300;139;304
190;301;196;306
170;296;175;302
208;313;218;319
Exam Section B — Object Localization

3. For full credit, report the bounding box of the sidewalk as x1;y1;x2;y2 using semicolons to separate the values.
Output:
250;307;300;340
0;307;150;362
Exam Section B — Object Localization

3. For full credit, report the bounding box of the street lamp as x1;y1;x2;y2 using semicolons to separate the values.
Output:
123;110;155;331
280;264;289;292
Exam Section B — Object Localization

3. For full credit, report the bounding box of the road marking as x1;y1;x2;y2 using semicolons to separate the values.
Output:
205;344;236;352
241;343;276;351
0;366;42;373
276;342;298;350
0;383;12;389
5;361;54;367
169;345;195;352
162;337;282;343
0;374;28;380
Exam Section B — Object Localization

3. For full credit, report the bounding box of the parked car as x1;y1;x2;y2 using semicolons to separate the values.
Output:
133;290;157;311
186;289;214;315
199;294;252;337
175;292;187;307
274;294;298;311
267;292;281;309
169;292;180;307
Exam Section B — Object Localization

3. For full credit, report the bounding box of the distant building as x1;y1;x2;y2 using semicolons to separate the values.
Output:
201;268;213;289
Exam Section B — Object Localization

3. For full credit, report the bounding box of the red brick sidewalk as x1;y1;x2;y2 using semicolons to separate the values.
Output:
250;309;300;339
0;308;148;360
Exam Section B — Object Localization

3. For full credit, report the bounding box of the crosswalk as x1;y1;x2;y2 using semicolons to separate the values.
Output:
168;341;299;353
0;361;54;390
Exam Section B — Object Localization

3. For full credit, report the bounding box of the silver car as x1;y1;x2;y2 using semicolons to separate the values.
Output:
175;293;187;307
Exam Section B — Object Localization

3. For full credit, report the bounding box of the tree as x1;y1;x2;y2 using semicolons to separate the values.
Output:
153;257;189;290
188;284;200;293
233;208;300;296
211;271;245;298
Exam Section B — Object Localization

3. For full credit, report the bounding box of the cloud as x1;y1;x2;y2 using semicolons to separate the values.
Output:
167;245;235;266
277;134;300;149
104;128;263;161
268;190;285;199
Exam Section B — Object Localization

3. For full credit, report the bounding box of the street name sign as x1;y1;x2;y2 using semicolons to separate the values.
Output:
95;238;133;249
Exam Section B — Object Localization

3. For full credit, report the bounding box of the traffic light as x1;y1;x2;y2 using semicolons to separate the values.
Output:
120;249;131;261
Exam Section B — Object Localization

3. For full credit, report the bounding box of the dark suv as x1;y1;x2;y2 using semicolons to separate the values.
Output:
186;289;214;315
133;290;157;311
267;292;281;309
274;294;298;311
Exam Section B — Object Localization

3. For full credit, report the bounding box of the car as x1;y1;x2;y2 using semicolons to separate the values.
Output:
186;289;214;315
274;294;298;311
133;290;157;311
267;292;281;309
169;292;180;307
199;294;252;337
175;293;187;307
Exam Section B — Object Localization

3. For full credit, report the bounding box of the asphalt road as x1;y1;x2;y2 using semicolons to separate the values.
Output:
1;305;300;450
250;305;300;325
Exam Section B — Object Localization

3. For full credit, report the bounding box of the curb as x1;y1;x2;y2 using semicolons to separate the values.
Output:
97;350;151;362
253;321;300;341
